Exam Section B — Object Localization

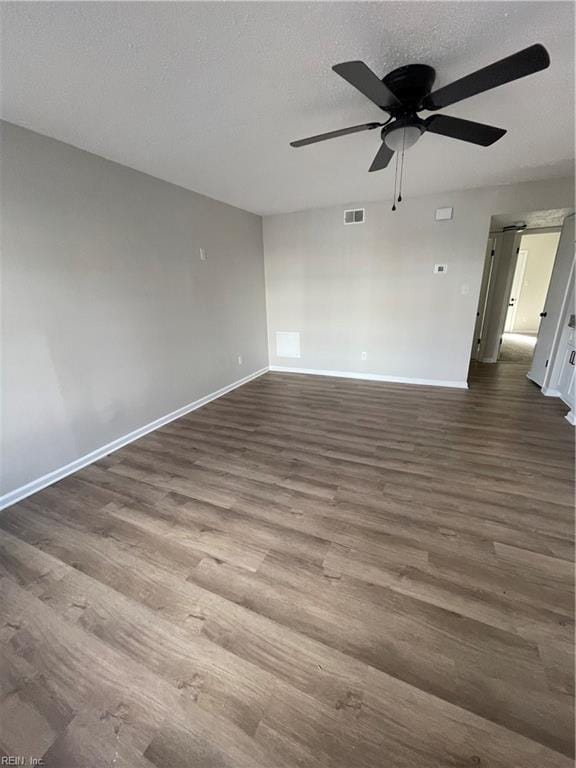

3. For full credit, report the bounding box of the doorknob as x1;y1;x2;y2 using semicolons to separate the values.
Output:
540;311;547;318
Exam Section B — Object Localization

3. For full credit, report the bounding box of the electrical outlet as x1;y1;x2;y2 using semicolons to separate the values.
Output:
361;352;367;361
237;355;243;366
199;248;207;261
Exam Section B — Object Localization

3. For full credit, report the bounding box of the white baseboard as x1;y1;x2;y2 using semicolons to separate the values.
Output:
0;366;269;512
541;385;574;417
269;365;468;389
545;388;574;408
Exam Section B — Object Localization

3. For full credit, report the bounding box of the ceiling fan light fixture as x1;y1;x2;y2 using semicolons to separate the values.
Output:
383;125;423;152
289;43;550;208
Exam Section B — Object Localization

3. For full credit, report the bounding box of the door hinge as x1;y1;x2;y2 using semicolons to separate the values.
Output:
545;359;549;367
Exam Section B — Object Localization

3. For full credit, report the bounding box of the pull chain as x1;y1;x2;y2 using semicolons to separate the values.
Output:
391;149;399;212
397;128;406;203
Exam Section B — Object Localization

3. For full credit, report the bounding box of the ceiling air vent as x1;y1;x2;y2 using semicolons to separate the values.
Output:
344;208;365;225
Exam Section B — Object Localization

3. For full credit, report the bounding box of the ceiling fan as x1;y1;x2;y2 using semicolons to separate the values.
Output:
290;44;550;203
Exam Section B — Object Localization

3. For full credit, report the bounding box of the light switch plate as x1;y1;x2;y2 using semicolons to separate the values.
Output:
433;264;448;274
435;207;453;221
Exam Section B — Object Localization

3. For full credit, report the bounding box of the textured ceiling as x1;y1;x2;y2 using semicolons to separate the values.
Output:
492;208;574;230
1;1;574;215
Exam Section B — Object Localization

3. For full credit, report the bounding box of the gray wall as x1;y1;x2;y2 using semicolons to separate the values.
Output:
1;121;268;496
2;119;573;498
264;177;574;385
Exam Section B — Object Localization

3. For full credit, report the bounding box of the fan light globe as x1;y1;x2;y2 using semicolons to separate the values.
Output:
384;125;422;152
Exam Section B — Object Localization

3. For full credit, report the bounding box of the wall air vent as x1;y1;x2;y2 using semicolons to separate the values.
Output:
344;208;365;225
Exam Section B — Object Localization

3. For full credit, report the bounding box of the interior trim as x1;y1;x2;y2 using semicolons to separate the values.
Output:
269;365;468;389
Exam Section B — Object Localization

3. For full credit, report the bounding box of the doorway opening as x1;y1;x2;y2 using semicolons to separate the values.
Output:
499;231;560;363
471;208;569;369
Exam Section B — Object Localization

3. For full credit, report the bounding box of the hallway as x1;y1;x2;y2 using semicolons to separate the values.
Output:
499;332;538;363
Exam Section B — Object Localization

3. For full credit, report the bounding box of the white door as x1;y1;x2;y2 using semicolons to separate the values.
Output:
548;263;575;414
504;250;527;332
529;214;575;387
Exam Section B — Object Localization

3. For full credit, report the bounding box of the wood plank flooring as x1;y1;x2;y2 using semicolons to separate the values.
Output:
0;362;574;767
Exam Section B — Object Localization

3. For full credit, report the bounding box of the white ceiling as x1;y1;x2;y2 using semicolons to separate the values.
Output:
1;1;574;215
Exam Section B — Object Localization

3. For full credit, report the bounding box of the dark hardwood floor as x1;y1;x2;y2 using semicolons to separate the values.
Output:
0;362;574;767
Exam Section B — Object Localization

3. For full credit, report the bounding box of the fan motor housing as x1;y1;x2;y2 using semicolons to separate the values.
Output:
383;64;436;112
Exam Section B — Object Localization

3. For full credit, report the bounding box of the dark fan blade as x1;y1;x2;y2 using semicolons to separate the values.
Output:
423;44;550;110
425;115;506;146
290;122;382;148
333;61;401;110
369;142;394;172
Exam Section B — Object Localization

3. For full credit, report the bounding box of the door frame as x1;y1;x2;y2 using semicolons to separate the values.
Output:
470;236;496;361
